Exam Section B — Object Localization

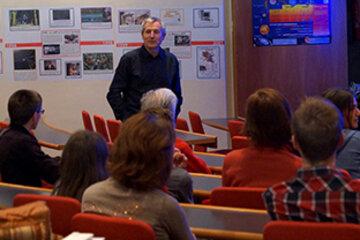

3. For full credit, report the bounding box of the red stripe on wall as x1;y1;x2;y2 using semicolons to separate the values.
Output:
80;40;114;46
191;41;225;45
5;42;42;48
116;42;143;47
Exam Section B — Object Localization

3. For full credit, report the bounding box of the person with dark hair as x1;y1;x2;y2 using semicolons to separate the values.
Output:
107;16;182;121
322;88;360;178
222;88;302;187
263;97;360;223
0;89;59;187
82;109;195;240
53;130;108;201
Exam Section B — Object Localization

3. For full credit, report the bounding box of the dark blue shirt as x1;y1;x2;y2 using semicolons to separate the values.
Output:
107;46;182;120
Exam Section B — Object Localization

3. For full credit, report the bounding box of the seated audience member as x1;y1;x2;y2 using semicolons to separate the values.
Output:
263;97;360;222
53;130;109;201
141;88;194;203
222;88;302;187
322;88;360;178
141;88;211;174
82;109;195;240
0;89;59;187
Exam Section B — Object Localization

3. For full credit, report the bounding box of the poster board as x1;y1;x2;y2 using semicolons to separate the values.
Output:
1;4;225;82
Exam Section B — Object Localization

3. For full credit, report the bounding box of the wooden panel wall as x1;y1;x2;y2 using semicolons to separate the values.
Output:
232;1;348;116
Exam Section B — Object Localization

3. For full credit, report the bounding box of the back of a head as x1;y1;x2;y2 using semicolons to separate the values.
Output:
8;89;42;126
244;88;292;148
322;88;354;114
140;88;177;120
58;130;109;200
109;108;175;191
292;97;344;164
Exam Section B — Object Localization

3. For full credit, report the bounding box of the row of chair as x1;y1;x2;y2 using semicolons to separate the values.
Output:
82;110;122;143
178;111;250;151
12;194;155;239
12;193;360;240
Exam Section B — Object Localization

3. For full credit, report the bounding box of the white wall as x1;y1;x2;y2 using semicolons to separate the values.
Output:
0;0;232;148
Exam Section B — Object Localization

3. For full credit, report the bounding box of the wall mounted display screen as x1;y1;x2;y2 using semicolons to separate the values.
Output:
253;0;331;46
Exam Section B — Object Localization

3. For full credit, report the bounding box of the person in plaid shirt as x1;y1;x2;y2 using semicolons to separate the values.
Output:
263;97;360;223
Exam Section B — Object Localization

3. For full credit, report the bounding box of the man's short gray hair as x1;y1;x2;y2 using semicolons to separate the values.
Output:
141;88;177;120
141;16;166;35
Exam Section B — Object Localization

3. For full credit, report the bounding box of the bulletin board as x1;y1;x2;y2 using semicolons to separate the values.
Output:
1;3;225;82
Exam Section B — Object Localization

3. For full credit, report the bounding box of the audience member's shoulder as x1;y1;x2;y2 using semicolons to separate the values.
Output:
348;178;360;191
225;147;251;159
264;180;290;197
82;178;109;198
2;126;36;143
349;129;360;139
171;167;192;185
159;189;183;213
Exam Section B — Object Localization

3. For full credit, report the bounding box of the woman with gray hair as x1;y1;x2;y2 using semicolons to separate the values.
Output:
141;88;211;174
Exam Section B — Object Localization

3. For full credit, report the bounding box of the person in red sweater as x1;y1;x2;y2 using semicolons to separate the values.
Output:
222;88;302;187
141;88;211;174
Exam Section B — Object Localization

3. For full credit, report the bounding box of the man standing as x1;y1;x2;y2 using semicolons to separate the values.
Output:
0;89;60;187
107;17;182;121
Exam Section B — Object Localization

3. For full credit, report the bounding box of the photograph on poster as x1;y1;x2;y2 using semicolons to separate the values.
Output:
196;46;220;79
119;9;150;32
160;8;184;26
65;61;82;79
43;44;60;55
49;8;74;27
9;9;40;31
162;31;192;58
193;7;219;28
81;7;112;29
83;52;113;74
14;49;36;70
39;59;61;75
174;33;191;46
42;29;81;57
64;33;79;44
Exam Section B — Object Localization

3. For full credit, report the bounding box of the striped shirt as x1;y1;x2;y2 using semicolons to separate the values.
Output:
263;166;360;223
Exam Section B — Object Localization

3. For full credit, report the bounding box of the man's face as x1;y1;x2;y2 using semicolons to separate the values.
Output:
142;21;165;51
32;105;44;129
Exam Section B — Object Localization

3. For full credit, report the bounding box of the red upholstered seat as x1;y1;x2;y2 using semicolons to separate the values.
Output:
231;136;251;150
93;114;110;142
176;117;190;131
13;194;81;236
227;120;245;138
188;111;207;152
209;187;266;210
81;110;94;131
71;213;156;240
263;220;360;240
106;119;122;143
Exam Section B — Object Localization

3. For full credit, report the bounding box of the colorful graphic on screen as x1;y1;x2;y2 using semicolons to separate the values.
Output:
253;0;331;46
